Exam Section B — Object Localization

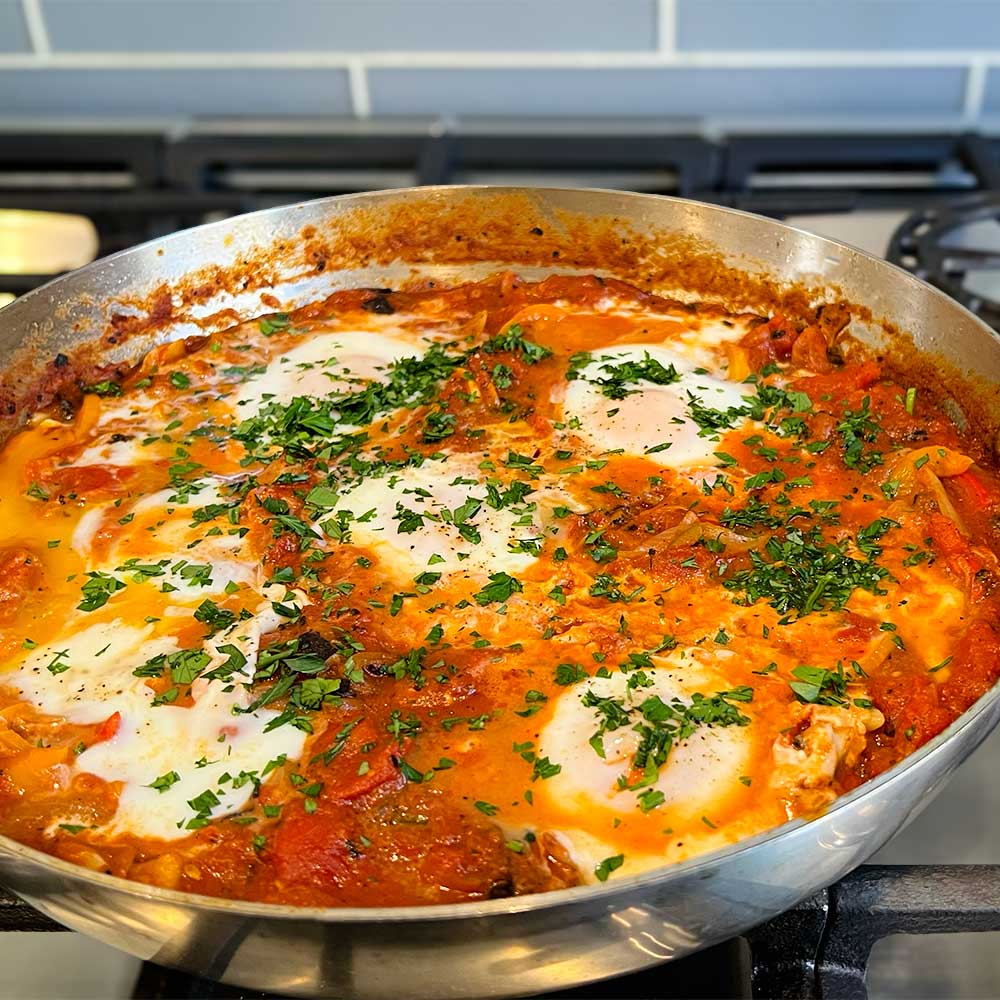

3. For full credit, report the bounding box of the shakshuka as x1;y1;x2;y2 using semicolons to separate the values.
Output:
0;273;997;906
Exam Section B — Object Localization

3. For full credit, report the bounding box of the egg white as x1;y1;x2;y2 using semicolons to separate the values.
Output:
535;650;754;877
232;329;423;414
72;481;265;598
540;652;751;814
325;453;544;580
561;344;750;468
12;614;306;842
66;435;148;471
27;473;314;841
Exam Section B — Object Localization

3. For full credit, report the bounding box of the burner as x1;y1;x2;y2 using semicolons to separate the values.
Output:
887;193;1000;330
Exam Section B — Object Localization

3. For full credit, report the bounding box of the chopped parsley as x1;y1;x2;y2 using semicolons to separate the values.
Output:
235;344;463;459
482;324;551;364
568;351;680;400
148;771;181;793
77;572;126;612
589;573;643;603
26;482;49;501
45;649;71;675
82;380;122;397
837;396;883;472
259;313;291;336
788;663;849;706
554;663;589;686
594;853;625;882
724;527;890;617
583;683;752;805
473;572;523;606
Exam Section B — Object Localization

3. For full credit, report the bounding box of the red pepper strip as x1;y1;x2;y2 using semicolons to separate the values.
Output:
953;469;992;507
93;710;121;743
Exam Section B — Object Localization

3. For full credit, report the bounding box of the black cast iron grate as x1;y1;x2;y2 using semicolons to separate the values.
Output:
3;865;1000;999
887;192;1000;332
5;128;1000;298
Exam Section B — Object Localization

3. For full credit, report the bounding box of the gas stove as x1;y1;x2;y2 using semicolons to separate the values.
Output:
3;124;1000;999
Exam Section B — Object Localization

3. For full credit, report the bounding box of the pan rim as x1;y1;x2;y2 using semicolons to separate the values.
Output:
1;184;998;924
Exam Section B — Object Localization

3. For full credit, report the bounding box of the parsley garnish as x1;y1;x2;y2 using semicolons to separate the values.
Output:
235;344;462;459
473;572;523;605
637;789;666;813
554;663;588;685
259;314;291;336
724;527;890;617
594;854;625;882
569;351;680;400
77;571;126;612
589;573;643;603
482;324;551;364
929;655;953;674
395;758;428;783
148;771;181;793
788;663;848;706
583;685;752;796
82;380;122;397
837;395;883;472
193;599;243;635
530;756;562;781
422;410;457;442
45;649;71;675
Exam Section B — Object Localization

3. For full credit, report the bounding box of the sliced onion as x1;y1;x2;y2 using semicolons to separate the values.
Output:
918;469;970;537
856;633;897;675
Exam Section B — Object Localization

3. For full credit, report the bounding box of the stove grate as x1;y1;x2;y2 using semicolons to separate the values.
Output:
7;128;1000;295
887;192;1000;330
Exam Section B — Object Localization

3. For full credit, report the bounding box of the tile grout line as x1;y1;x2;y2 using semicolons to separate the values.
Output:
348;58;371;119
0;112;980;134
657;0;676;55
963;58;989;125
19;0;50;58
0;50;997;71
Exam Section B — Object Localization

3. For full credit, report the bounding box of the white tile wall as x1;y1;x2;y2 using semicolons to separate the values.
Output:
0;1;999;127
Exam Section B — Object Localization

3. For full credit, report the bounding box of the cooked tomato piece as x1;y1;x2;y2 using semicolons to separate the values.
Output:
0;548;42;624
93;711;121;743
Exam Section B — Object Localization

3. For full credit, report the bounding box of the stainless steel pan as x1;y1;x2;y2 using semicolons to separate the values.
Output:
1;187;998;999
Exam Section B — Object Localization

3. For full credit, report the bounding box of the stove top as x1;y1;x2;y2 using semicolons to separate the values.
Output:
3;124;1000;999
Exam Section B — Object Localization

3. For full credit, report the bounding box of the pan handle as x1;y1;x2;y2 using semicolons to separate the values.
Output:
748;864;1000;1000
